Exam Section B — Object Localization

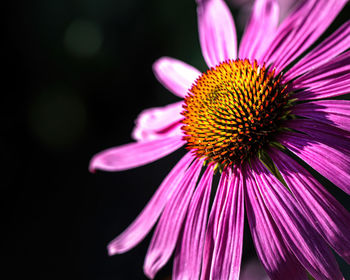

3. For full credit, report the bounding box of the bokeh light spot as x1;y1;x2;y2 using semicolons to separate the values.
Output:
64;19;103;57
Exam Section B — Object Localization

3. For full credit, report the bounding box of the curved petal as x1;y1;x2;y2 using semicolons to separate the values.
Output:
251;159;343;280
143;159;203;279
285;119;350;155
270;148;350;263
89;136;184;172
209;166;244;280
107;152;194;255
279;131;350;195
244;165;308;280
285;21;350;80
292;100;350;133
173;164;214;280
262;0;348;72
197;0;237;68
292;52;350;89
153;57;201;98
293;74;350;100
291;52;350;100
132;101;184;142
239;0;279;63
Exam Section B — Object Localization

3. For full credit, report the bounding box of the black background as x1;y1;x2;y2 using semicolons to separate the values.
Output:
3;1;350;279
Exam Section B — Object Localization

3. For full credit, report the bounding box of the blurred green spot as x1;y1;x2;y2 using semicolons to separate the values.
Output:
64;20;102;57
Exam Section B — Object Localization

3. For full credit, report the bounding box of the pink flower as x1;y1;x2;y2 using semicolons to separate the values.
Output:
90;0;350;279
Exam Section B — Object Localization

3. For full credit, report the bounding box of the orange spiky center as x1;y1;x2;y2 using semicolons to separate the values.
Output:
181;59;289;168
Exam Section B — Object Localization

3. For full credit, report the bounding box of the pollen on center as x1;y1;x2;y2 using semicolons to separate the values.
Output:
181;59;289;168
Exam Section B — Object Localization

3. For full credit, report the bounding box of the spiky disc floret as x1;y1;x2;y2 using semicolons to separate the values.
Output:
181;59;289;168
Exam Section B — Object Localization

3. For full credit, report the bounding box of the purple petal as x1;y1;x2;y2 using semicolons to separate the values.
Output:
107;152;194;255
262;0;348;72
279;131;350;195
143;159;203;279
293;75;350;100
292;52;350;88
197;0;237;68
209;166;244;280
270;148;350;263
244;165;308;280
285;119;350;155
239;0;279;63
285;21;350;80
132;101;184;142
89;136;184;172
173;164;214;280
201;168;232;279
292;100;350;133
153;57;201;98
251;159;343;280
291;52;350;100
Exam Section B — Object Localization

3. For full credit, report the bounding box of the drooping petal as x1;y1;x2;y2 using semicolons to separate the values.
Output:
279;132;350;195
209;166;244;280
244;165;308;280
197;0;237;68
144;159;203;279
270;148;350;264
107;152;194;255
262;0;348;72
173;164;214;280
132;101;184;141
292;100;350;133
285;21;350;80
201;168;231;279
89;135;184;172
239;0;279;63
251;159;343;280
153;57;201;98
285;119;350;155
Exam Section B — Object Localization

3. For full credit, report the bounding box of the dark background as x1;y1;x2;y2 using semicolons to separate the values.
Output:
3;0;349;279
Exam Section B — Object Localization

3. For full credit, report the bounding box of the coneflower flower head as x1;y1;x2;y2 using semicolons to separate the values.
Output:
182;59;290;167
90;0;350;279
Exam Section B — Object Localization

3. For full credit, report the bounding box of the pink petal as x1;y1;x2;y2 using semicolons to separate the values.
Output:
239;0;279;63
153;57;201;98
262;0;348;72
201;168;232;279
285;119;350;155
209;166;244;280
89;135;184;172
244;165;308;280
279;132;350;195
132;101;184;142
294;76;350;100
292;52;350;89
292;100;350;133
197;0;237;68
251;159;343;280
291;53;350;99
270;148;350;263
143;159;203;279
107;152;194;255
173;164;214;280
285;21;350;80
